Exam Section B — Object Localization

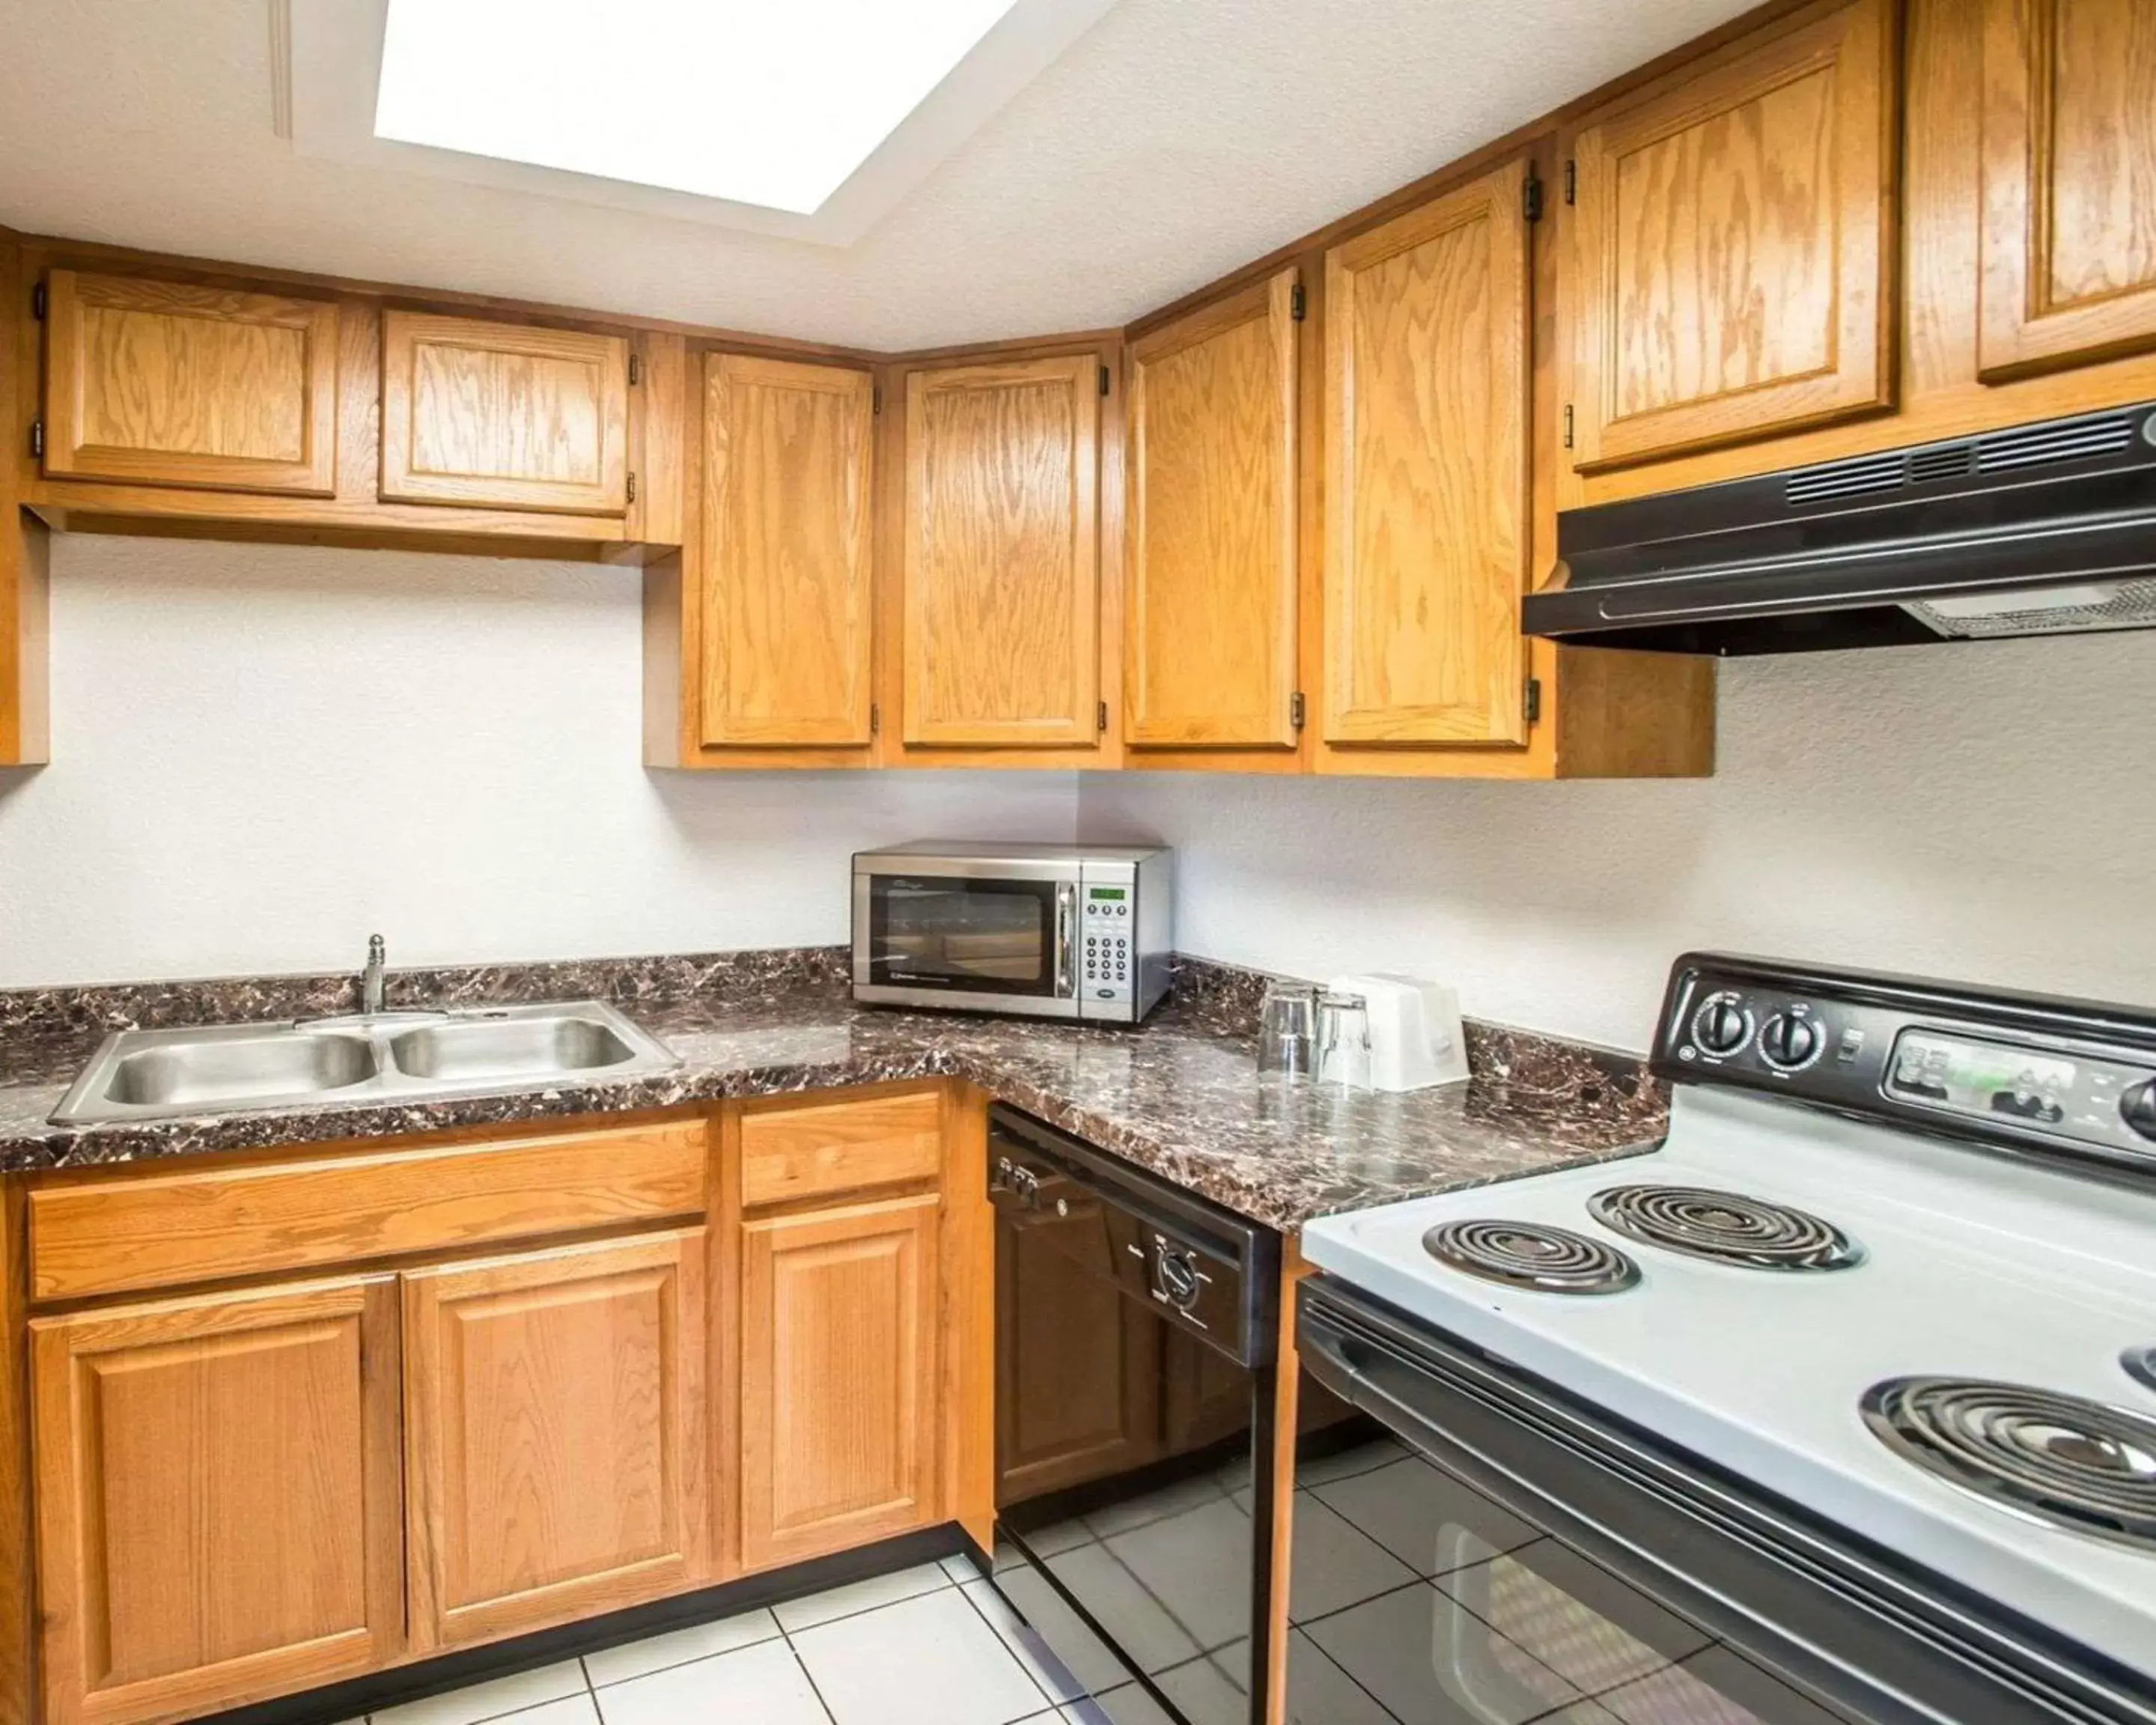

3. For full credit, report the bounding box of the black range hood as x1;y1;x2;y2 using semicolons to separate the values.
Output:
1525;401;2156;654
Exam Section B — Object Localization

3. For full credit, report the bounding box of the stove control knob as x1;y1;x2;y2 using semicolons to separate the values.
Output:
1691;994;1752;1056
1758;1012;1823;1071
2122;1080;2156;1143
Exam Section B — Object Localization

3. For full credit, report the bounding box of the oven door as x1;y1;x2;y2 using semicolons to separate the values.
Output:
853;862;1077;1013
1291;1277;2156;1725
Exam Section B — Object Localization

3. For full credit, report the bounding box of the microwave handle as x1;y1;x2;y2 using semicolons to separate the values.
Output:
1055;882;1079;999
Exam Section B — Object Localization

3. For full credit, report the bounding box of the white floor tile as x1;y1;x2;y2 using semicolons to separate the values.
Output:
943;1551;990;1583
372;1661;589;1725
963;1578;1089;1704
984;1561;1140;1697
594;1637;829;1725
582;1607;782;1688
772;1560;951;1632
493;1702;599;1725
793;1585;1050;1725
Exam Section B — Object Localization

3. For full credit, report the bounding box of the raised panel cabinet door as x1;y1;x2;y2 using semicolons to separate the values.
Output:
1324;158;1533;749
740;1193;940;1570
40;270;340;496
1563;0;1898;469
402;1230;710;1651
30;1277;401;1725
1126;270;1300;750
1979;0;2156;378
380;311;631;514
701;355;875;746
902;356;1100;748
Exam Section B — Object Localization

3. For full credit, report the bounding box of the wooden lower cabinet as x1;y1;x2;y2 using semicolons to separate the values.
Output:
28;1277;403;1725
739;1193;942;1570
401;1230;710;1652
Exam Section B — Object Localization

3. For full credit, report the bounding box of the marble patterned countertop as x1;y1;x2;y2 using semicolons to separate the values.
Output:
0;950;1668;1231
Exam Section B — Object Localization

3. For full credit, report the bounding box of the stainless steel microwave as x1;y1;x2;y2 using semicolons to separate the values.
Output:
851;842;1172;1024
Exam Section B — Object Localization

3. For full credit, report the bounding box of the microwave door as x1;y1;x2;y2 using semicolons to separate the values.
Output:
865;874;1073;1000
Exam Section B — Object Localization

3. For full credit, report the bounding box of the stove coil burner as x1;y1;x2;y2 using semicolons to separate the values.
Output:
1862;1378;2156;1551
2125;1346;2156;1396
1587;1184;1865;1271
1421;1220;1640;1295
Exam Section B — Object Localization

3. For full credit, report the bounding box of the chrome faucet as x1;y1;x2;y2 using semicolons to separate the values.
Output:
361;934;388;1015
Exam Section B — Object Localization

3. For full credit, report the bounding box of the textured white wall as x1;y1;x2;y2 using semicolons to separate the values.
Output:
1079;636;2156;1051
0;536;1078;988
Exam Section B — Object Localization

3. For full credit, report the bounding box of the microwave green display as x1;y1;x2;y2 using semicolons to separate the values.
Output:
1090;887;1127;901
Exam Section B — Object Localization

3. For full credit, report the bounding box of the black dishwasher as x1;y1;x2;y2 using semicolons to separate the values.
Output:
985;1105;1281;1725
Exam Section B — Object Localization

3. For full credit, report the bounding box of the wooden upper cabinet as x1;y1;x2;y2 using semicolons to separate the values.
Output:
1323;158;1533;749
1562;0;1899;469
1125;270;1300;751
30;1277;402;1725
402;1230;710;1651
902;356;1100;748
381;311;631;514
701;355;875;747
740;1193;940;1570
1979;0;2156;379
40;270;340;497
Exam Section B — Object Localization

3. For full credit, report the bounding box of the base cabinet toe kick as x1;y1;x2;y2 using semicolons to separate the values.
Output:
0;1080;996;1725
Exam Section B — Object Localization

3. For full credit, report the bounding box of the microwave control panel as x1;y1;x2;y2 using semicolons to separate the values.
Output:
1082;885;1134;1006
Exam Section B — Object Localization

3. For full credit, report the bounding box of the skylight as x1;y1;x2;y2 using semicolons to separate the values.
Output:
374;0;1021;216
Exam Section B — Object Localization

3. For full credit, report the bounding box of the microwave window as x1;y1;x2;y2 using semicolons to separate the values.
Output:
868;876;1058;997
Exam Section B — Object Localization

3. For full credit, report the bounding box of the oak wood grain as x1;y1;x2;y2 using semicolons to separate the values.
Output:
402;1229;710;1651
1562;0;1900;469
901;356;1100;749
738;1193;940;1572
0;239;49;767
940;1085;996;1555
1125;270;1300;750
26;1120;710;1303
41;271;339;497
1979;0;2156;377
380;311;630;515
30;1277;402;1725
1323;158;1533;749
737;1087;942;1211
700;355;876;747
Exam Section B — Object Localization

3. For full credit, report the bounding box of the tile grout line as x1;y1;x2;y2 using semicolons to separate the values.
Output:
951;1564;1064;1719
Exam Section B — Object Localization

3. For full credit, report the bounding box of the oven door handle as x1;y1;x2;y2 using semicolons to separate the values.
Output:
1054;882;1079;1001
1297;1292;2155;1725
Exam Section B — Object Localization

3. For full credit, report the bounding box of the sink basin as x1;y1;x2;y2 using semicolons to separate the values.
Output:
389;1014;637;1083
103;1029;380;1109
49;1001;681;1126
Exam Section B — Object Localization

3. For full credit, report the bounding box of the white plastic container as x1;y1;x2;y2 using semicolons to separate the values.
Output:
1325;973;1470;1092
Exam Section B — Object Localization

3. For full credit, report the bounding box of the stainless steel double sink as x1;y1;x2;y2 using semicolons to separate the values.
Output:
49;1001;683;1125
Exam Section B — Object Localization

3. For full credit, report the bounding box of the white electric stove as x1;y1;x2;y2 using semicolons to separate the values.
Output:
1297;953;2156;1724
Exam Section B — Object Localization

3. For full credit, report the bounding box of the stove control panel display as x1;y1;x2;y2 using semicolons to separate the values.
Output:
1886;1030;2156;1156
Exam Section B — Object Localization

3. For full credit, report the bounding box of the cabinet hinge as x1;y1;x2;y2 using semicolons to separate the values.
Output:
626;471;638;505
1563;159;1577;206
1562;404;1575;450
870;702;881;737
1523;678;1543;724
1290;691;1306;731
1290;282;1307;322
627;352;641;386
30;282;46;321
1099;364;1112;398
28;420;43;461
1097;700;1109;733
872;383;884;415
1523;171;1544;224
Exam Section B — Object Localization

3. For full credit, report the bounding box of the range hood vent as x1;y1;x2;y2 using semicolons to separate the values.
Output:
1526;401;2156;655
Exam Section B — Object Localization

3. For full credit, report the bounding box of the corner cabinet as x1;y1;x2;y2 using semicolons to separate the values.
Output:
1979;0;2156;380
1559;0;1900;470
29;1277;404;1725
896;353;1108;755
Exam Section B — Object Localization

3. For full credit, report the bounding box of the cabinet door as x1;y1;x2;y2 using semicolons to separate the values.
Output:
40;270;339;496
740;1193;940;1569
1563;0;1898;468
701;356;875;746
1126;271;1299;750
1979;0;2156;379
31;1277;401;1725
380;311;630;514
403;1230;709;1650
1324;159;1532;749
902;356;1100;748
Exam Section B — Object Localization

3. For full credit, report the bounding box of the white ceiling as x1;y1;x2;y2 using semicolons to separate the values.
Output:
0;0;1754;352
